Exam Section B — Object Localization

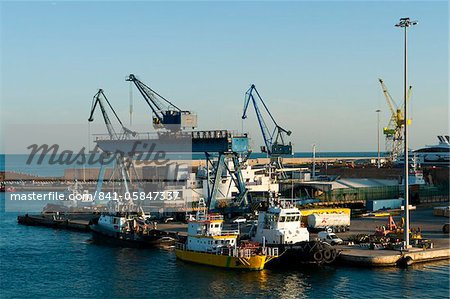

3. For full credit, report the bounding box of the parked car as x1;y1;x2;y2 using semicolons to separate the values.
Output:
318;231;343;245
163;217;174;223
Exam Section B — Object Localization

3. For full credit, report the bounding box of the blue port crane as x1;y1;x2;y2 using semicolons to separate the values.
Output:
242;84;292;156
126;74;197;131
88;89;138;197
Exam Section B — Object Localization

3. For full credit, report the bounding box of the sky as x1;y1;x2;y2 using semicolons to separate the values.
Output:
0;0;448;153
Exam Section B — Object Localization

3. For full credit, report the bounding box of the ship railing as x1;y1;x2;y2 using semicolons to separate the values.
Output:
178;245;264;258
92;130;247;141
196;213;224;222
219;248;254;258
191;130;229;139
206;214;224;221
220;229;240;235
262;247;279;257
175;243;186;250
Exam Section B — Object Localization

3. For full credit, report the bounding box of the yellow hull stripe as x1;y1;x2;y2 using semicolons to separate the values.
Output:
175;249;267;270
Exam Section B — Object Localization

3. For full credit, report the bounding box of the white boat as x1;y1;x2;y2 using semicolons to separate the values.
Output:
143;161;282;214
403;157;426;185
396;135;450;167
252;205;309;245
249;204;339;266
175;200;279;270
42;180;98;213
63;180;95;208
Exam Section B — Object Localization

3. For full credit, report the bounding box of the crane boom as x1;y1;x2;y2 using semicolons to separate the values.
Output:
378;78;397;117
401;85;413;110
377;78;413;161
242;84;292;156
88;89;138;196
88;89;119;139
126;74;197;131
88;89;136;140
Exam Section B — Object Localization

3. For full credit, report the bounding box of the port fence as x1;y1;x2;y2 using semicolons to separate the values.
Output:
318;186;401;202
413;185;450;204
318;185;449;204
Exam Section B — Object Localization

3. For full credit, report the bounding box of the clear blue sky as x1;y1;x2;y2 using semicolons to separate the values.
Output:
1;1;448;152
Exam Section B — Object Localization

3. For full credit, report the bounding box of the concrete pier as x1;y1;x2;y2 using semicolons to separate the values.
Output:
338;246;450;267
17;214;93;232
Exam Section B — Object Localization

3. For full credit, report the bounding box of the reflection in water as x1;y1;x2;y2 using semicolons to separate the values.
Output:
334;275;350;298
277;273;309;299
1;205;449;298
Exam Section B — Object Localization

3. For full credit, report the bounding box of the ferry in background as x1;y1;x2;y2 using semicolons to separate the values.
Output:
396;135;450;167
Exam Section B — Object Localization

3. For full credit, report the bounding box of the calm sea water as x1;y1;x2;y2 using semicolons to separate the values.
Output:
0;194;448;298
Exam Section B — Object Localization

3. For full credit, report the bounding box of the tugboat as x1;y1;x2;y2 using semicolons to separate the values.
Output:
90;208;178;248
175;201;279;270
250;204;339;267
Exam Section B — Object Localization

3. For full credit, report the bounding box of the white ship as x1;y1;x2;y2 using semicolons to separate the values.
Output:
249;204;339;266
138;161;281;214
397;135;450;167
252;205;309;245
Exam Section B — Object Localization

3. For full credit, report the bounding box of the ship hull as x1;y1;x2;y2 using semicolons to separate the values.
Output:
90;224;177;248
175;249;268;270
265;241;339;268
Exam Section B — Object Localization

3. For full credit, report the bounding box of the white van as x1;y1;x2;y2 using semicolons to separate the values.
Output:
318;231;343;245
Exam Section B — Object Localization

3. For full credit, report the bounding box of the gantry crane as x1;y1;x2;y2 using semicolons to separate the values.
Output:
378;78;412;161
242;84;292;156
126;74;197;131
88;89;139;202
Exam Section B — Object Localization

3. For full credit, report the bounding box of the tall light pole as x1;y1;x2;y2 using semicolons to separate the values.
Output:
312;144;316;179
376;109;381;168
395;17;417;249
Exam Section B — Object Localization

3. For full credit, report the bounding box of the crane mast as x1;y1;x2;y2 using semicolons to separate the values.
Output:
88;89;138;197
378;78;412;161
89;89;119;139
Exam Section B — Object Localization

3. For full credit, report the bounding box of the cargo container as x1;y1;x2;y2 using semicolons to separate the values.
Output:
366;198;404;212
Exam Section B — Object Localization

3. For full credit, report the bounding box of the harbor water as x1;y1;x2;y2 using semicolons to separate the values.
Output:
1;194;448;298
